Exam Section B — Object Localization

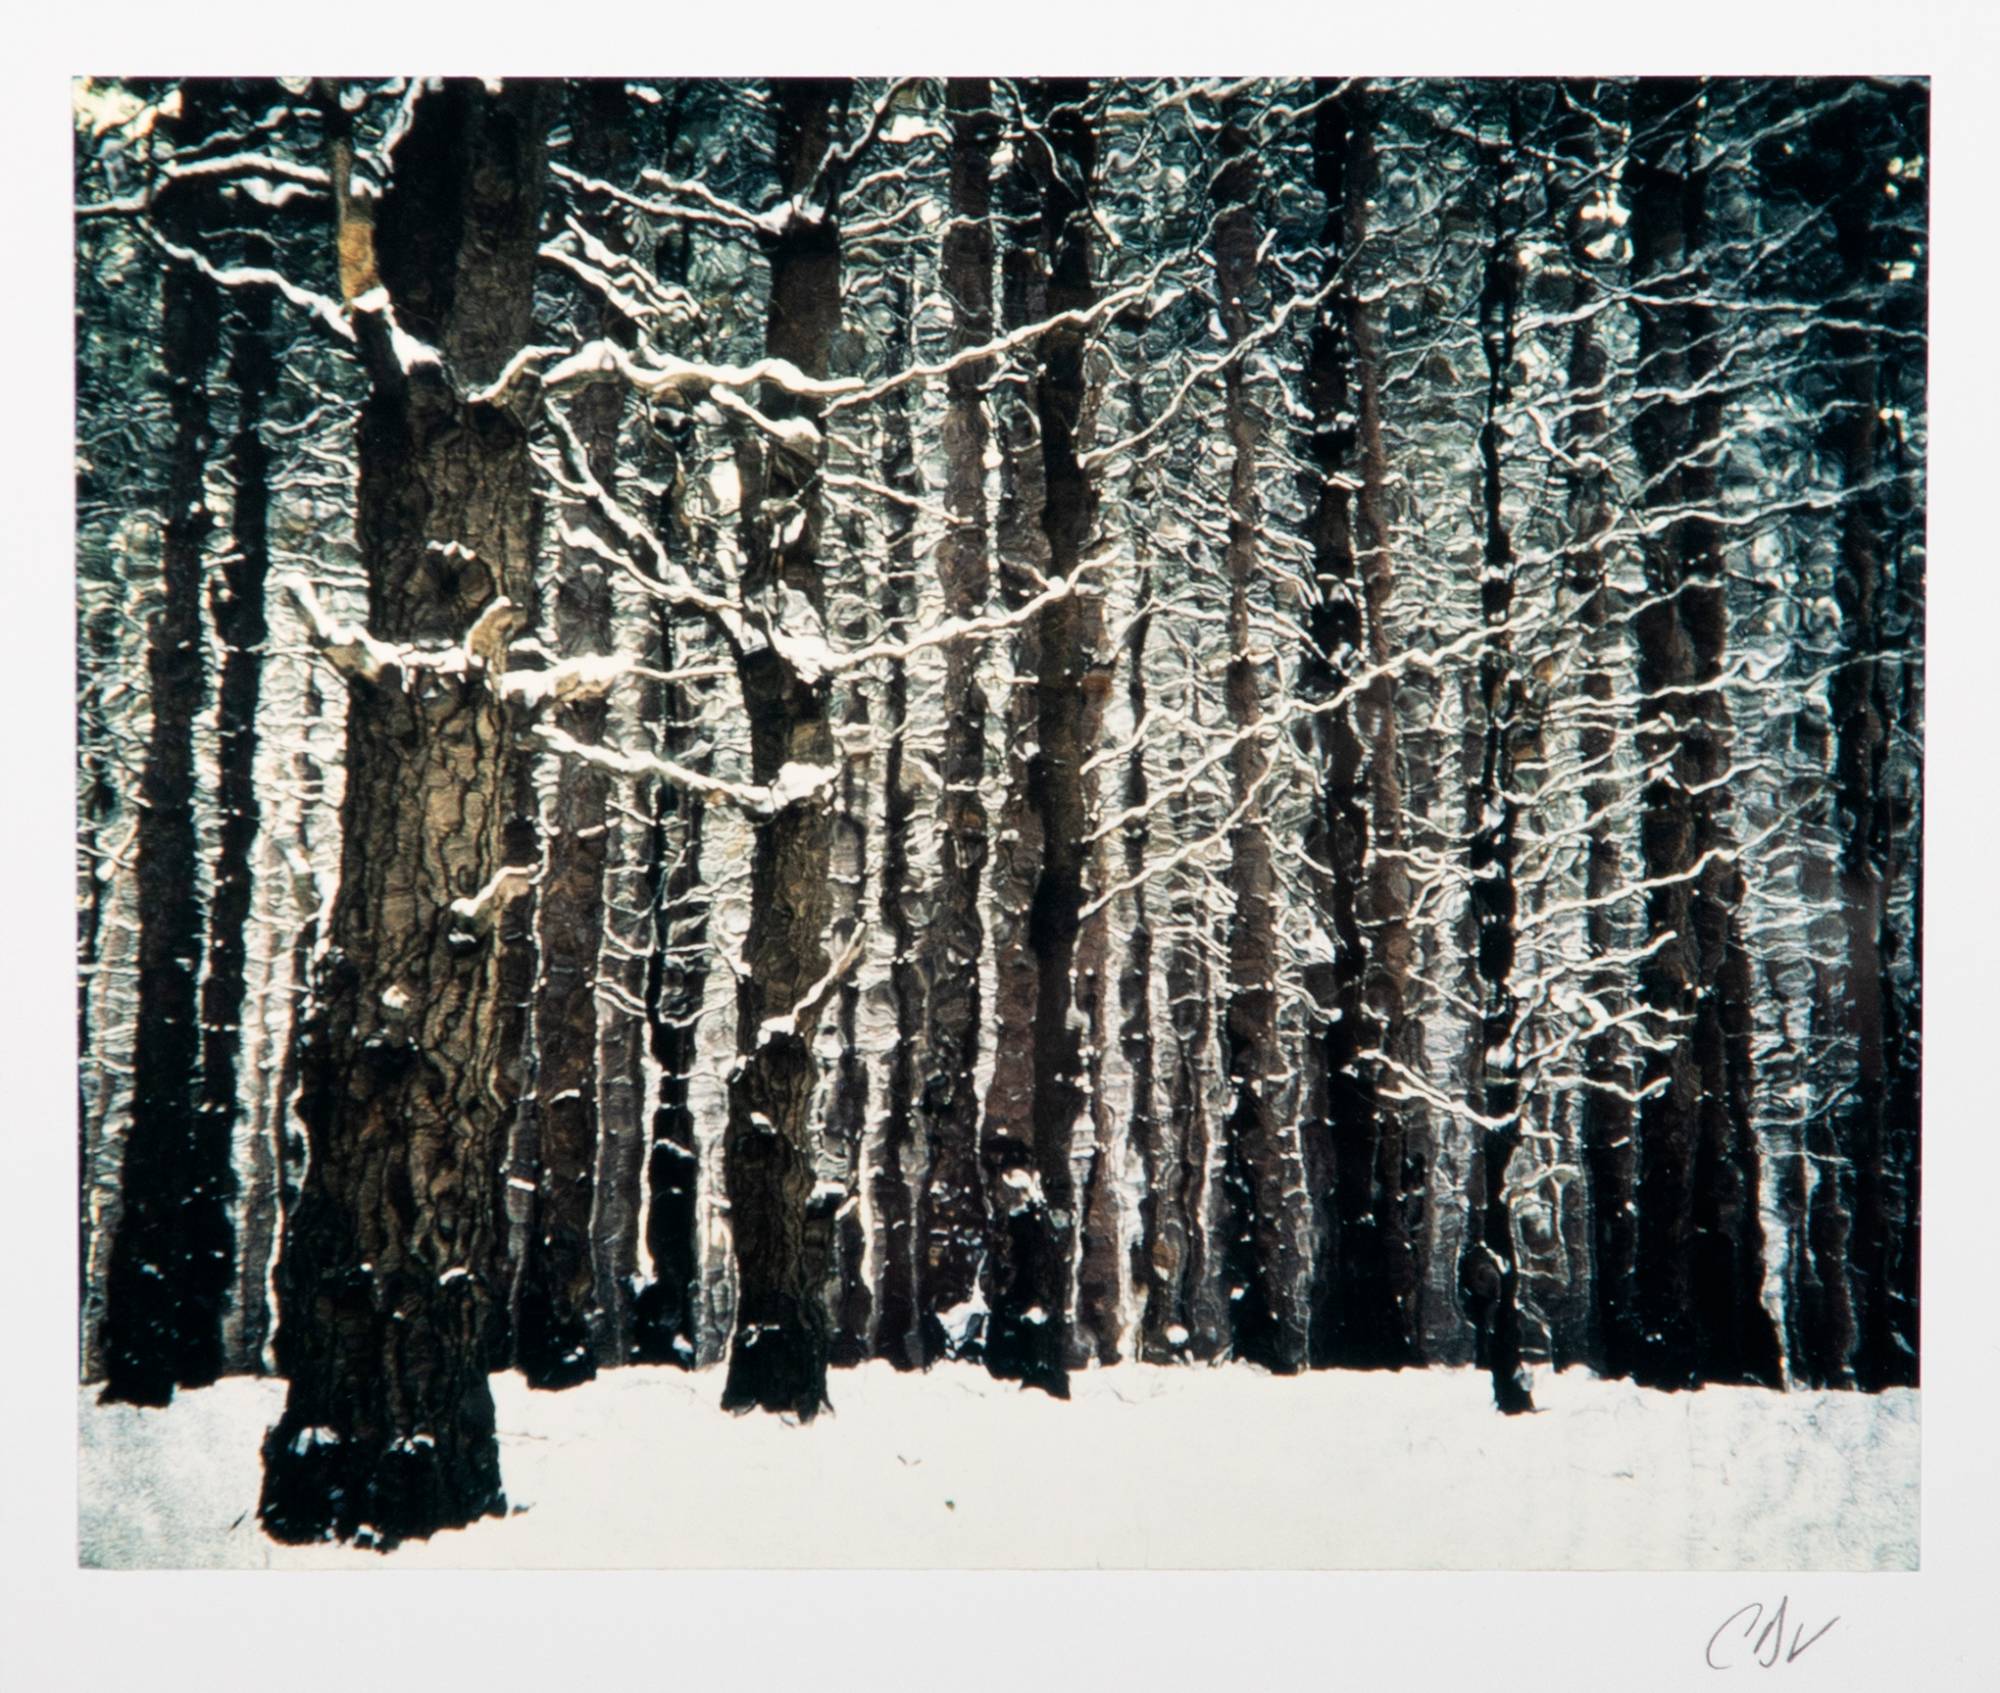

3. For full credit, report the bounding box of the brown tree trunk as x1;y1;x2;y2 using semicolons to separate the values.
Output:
1814;89;1925;1390
1213;111;1308;1372
1548;82;1633;1378
100;85;231;1406
261;80;552;1548
1624;82;1782;1392
515;82;633;1389
1457;104;1534;1413
208;231;279;1375
1297;83;1427;1371
982;81;1105;1396
869;270;927;1368
628;202;709;1371
911;78;999;1367
719;78;851;1419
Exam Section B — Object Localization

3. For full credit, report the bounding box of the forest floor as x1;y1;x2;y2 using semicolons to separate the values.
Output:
77;1361;1918;1570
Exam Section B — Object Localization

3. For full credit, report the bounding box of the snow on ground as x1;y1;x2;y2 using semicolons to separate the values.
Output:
78;1361;1917;1570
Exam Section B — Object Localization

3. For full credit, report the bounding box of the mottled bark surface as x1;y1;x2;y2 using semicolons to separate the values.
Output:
719;79;850;1419
1298;85;1427;1371
209;244;278;1375
261;80;551;1548
1549;86;1631;1377
913;78;998;1367
100;89;232;1406
631;608;709;1365
1214;114;1308;1372
1457;109;1534;1414
515;83;634;1389
629;232;708;1371
1623;83;1782;1392
1803;91;1925;1391
869;273;926;1368
981;96;1057;1393
982;82;1106;1395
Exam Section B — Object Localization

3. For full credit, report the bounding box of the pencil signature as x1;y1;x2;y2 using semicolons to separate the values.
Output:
1706;1597;1839;1670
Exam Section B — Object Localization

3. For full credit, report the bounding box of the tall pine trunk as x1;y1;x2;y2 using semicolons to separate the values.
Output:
1298;84;1427;1370
1811;89;1925;1390
1457;106;1534;1412
208;233;279;1374
515;83;635;1389
261;80;552;1547
982;81;1104;1396
719;79;851;1419
1623;82;1782;1391
912;78;998;1366
1214;111;1308;1371
100;87;231;1405
1548;82;1634;1378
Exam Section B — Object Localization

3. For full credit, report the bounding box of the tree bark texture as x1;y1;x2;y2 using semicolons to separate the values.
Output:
1623;82;1783;1392
261;80;552;1547
100;87;233;1406
719;78;851;1419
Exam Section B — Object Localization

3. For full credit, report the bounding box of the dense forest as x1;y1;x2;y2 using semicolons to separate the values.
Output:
74;75;1924;1550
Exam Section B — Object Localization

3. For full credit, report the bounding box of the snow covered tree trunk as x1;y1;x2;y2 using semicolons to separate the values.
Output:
911;78;998;1367
1456;106;1534;1413
207;235;278;1376
1540;85;1638;1381
719;78;851;1420
1812;89;1925;1391
868;270;927;1368
1213;111;1308;1372
260;79;552;1548
629;214;709;1372
632;585;710;1366
981;81;1106;1396
982;93;1058;1394
1622;83;1782;1392
1297;84;1427;1371
515;83;634;1389
100;84;232;1407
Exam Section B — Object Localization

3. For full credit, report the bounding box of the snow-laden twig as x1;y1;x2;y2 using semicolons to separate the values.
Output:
447;864;539;930
283;574;518;690
536;725;841;821
147;235;355;345
475;336;864;409
754;923;870;1051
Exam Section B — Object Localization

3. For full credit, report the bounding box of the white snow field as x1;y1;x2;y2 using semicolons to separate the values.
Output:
78;1361;1917;1570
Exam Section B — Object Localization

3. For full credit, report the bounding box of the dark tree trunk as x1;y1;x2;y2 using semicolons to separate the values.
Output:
822;453;877;1368
719;78;851;1420
1623;82;1782;1392
1297;84;1427;1371
982;81;1104;1396
1164;767;1227;1360
1809;86;1925;1390
1213;112;1308;1372
823;678;874;1367
1122;508;1171;1360
515;83;635;1390
1548;83;1633;1379
979;92;1056;1392
261;80;552;1548
912;78;999;1367
100;88;231;1406
1457;106;1534;1414
629;224;709;1371
631;593;709;1365
870;271;926;1369
208;236;279;1375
